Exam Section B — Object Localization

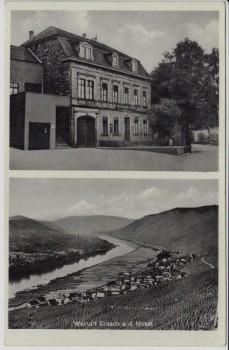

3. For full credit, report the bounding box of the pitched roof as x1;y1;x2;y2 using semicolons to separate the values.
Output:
10;45;42;64
22;26;150;78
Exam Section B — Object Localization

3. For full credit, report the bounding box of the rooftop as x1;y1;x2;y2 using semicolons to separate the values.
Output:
10;45;41;64
22;26;149;78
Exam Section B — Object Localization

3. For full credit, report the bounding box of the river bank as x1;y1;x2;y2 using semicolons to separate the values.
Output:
9;236;140;307
10;242;115;282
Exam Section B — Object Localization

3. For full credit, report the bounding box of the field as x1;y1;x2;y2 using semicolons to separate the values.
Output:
9;246;154;307
9;267;218;330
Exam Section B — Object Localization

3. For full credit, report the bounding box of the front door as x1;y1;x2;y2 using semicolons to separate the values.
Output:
29;122;50;150
77;115;96;147
124;117;130;141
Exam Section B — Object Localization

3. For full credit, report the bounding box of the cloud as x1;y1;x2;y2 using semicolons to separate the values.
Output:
139;186;169;200
183;19;219;52
59;186;217;220
66;200;97;216
174;187;217;208
118;24;164;44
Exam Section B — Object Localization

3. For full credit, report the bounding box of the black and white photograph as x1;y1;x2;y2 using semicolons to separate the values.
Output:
4;1;227;347
9;9;220;171
8;178;218;330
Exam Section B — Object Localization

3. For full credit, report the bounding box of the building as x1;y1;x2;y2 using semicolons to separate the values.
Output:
10;44;43;94
192;127;219;145
10;26;152;150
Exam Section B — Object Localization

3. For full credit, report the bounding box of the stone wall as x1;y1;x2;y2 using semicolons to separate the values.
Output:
28;38;70;95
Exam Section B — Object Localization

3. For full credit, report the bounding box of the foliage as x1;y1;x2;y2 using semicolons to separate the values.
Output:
150;101;181;139
151;38;219;144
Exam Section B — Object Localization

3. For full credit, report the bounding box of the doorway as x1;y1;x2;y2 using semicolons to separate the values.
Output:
124;117;130;141
29;122;50;150
77;115;96;147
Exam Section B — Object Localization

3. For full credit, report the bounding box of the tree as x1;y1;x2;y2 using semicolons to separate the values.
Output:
150;101;184;144
151;39;219;145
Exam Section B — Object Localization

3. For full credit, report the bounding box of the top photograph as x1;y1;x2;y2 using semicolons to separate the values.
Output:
9;9;222;171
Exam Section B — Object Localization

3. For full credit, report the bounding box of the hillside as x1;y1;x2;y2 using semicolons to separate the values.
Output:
10;216;101;253
9;216;115;279
53;215;133;235
107;206;218;258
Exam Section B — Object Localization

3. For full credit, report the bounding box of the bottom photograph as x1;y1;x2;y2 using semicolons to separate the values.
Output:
8;178;218;330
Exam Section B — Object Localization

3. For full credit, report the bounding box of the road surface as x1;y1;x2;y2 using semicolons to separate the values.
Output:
10;144;218;171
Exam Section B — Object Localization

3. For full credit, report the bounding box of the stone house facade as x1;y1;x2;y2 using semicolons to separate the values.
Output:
17;26;152;149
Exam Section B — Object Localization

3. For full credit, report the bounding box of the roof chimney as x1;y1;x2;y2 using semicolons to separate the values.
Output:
29;31;34;41
82;33;87;38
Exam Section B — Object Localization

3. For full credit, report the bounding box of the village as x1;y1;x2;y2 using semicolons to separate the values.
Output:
26;249;195;308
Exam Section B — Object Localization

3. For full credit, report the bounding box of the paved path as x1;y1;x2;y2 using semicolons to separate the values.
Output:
10;144;218;171
201;257;215;269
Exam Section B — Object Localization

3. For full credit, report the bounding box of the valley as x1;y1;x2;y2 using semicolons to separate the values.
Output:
8;205;218;330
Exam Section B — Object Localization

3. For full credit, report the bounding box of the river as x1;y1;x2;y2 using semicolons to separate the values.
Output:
9;235;138;299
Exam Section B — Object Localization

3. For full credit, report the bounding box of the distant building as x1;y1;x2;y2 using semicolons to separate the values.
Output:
192;127;219;145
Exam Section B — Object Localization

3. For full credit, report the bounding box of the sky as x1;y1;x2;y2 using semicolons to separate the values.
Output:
9;179;218;221
11;10;219;72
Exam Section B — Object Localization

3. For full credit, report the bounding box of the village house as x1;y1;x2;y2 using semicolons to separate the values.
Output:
10;26;152;150
24;251;193;309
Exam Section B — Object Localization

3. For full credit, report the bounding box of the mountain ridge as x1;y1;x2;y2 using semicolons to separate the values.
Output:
105;205;218;260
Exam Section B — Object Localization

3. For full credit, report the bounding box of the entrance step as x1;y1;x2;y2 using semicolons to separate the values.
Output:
56;134;71;149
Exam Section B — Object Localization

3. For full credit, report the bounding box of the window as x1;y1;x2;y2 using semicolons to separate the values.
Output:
143;91;147;107
102;117;108;135
87;80;94;100
102;83;108;102
124;87;129;104
113;85;119;103
10;82;19;95
82;46;86;58
78;78;86;99
114;118;119;135
112;54;119;67
143;120;148;135
25;83;42;93
79;43;93;60
134;118;138;135
132;59;138;72
86;47;92;60
134;90;138;106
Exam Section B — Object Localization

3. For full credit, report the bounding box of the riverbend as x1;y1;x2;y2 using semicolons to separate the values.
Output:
9;235;138;301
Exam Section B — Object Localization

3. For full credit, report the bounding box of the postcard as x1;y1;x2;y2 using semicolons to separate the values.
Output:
4;0;227;346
